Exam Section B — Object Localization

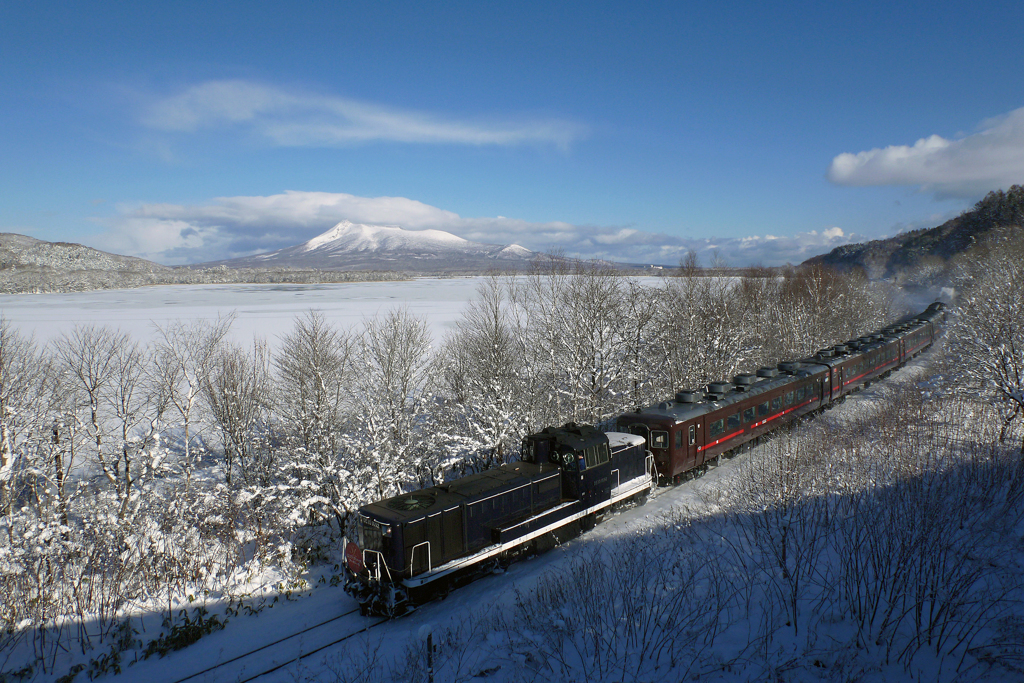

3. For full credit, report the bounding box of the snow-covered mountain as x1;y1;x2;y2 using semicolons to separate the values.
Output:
205;221;538;271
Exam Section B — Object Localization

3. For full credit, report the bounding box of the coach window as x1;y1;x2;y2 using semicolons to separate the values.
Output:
771;396;782;412
784;391;794;406
727;412;740;430
710;419;724;438
651;431;669;449
675;430;683;449
688;424;696;445
758;401;770;417
743;407;755;423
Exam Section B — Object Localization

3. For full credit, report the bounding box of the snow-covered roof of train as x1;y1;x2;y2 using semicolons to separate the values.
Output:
605;432;645;451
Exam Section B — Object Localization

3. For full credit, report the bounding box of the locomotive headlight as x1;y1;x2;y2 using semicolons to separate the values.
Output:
382;525;392;537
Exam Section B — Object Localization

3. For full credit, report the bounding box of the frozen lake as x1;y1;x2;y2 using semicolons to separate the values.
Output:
0;277;493;348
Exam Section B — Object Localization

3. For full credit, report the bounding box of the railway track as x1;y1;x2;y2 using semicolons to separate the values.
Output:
169;606;387;683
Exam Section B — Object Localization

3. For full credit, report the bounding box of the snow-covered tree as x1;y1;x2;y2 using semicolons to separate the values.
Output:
948;244;1024;455
152;315;234;490
51;325;132;506
274;311;353;527
205;339;273;486
275;311;351;468
349;308;434;498
436;276;528;472
659;253;745;392
0;318;42;525
106;335;168;517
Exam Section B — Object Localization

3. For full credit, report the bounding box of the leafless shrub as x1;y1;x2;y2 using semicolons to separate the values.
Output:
498;528;732;682
734;432;833;638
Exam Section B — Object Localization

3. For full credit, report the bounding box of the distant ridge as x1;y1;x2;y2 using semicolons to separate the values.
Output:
200;220;539;272
0;233;169;274
803;185;1024;286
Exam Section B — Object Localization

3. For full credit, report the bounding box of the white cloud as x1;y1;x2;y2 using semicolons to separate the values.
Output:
828;106;1024;196
142;80;586;149
90;191;858;268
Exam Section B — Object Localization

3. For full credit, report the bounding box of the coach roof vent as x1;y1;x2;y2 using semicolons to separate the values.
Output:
676;390;701;403
705;382;731;401
816;349;835;359
756;367;779;378
733;374;757;390
778;361;802;374
833;345;849;355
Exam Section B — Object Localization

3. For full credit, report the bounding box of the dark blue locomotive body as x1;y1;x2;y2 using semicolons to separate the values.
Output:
345;426;652;615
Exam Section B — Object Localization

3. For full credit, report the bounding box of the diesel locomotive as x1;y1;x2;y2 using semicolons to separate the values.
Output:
345;425;653;615
344;301;946;615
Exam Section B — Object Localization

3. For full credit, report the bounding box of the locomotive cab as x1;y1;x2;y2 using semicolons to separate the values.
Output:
522;424;612;506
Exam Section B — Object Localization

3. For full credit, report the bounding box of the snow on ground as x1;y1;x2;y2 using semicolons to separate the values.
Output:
0;278;493;349
0;276;667;351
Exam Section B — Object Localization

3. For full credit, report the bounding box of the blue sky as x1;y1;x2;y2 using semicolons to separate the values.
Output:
3;0;1023;266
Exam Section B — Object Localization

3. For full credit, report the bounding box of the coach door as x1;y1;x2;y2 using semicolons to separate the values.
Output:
685;421;700;470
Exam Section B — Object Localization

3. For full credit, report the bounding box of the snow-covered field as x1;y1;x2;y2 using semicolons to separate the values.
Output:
0;278;493;347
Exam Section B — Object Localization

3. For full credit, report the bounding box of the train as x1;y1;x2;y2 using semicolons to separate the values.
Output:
343;302;946;615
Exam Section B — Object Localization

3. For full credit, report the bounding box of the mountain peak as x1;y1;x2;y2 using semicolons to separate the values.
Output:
300;221;473;254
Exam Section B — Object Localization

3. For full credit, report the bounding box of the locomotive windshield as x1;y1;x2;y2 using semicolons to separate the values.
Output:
521;437;552;464
559;447;579;471
358;516;387;553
